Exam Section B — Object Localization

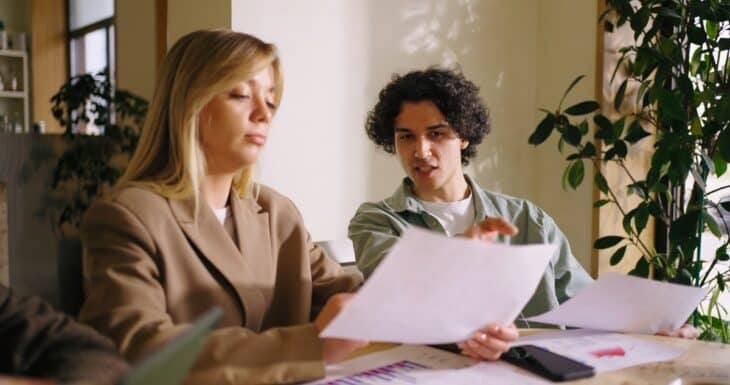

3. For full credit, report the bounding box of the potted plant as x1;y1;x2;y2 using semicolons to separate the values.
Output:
528;0;729;341
48;69;148;314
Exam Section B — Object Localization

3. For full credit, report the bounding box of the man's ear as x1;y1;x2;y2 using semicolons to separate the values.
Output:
461;140;470;150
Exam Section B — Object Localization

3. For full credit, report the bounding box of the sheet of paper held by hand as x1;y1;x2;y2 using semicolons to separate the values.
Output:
529;272;707;334
321;227;555;344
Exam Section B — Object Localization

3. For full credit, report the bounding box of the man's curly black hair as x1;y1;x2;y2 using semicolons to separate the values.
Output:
365;68;491;166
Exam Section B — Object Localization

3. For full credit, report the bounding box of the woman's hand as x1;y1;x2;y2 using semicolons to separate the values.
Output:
462;218;519;242
315;293;369;364
655;323;700;339
458;323;519;361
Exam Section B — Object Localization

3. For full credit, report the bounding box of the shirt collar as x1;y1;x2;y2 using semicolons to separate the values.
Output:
385;174;494;219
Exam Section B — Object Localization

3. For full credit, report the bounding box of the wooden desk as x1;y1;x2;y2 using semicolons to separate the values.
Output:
346;333;730;384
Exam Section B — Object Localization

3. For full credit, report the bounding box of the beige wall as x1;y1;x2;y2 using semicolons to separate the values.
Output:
166;0;598;271
116;0;157;101
533;0;598;271
167;0;230;47
0;0;31;34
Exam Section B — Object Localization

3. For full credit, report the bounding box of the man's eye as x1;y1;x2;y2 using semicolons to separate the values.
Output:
397;134;413;141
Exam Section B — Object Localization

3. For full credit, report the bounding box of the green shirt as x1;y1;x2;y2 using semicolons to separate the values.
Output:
348;175;593;323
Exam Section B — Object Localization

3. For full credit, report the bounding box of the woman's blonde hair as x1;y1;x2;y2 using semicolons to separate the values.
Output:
116;29;282;204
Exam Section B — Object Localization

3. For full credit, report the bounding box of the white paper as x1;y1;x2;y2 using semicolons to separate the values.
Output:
528;272;707;334
515;330;686;372
321;227;555;344
303;345;550;385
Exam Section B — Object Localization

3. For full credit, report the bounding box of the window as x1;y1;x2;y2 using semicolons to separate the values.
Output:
68;0;115;77
67;0;115;134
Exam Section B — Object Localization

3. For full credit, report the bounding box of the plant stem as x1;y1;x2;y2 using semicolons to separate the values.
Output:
590;155;655;259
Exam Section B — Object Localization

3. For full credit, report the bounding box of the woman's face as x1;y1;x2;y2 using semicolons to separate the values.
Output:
199;65;277;175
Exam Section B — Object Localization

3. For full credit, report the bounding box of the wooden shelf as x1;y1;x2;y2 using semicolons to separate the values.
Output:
0;91;26;99
0;50;27;58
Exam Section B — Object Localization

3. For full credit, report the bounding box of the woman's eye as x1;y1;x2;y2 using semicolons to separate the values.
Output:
266;102;278;111
231;93;250;100
397;134;413;141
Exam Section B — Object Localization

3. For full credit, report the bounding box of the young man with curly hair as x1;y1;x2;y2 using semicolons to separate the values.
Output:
348;68;593;357
349;68;699;347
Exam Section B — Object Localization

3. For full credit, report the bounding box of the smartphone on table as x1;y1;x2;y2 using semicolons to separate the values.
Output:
501;344;595;382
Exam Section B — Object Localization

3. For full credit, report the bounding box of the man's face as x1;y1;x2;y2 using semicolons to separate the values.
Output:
394;101;469;199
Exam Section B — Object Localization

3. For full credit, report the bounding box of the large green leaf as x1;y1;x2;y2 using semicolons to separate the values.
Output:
657;90;686;123
563;124;582;146
635;203;650;235
614;79;628;111
565;101;601;116
628;257;650;278
593;199;612;208
567;160;585;190
594;235;624;249
610;245;628;266
529;113;556;145
625;119;651;143
595;172;609;193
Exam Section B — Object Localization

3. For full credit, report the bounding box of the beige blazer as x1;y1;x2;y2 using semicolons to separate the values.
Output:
78;185;361;385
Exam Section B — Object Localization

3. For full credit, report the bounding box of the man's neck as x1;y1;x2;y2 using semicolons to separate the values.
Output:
201;173;234;209
413;174;470;203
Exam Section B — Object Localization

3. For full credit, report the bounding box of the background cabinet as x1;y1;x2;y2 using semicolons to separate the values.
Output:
0;49;29;133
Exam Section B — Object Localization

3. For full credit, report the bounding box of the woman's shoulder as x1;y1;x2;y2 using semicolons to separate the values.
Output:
90;186;169;219
249;183;303;221
252;183;295;209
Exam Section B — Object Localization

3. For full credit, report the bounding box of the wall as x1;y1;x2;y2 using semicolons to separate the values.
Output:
166;0;598;271
0;182;7;285
533;0;597;271
167;0;231;47
116;0;156;101
0;0;31;35
31;0;67;133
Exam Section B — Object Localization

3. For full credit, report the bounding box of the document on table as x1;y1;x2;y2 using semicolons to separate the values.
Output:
321;227;555;344
303;345;550;385
528;272;707;334
516;330;686;372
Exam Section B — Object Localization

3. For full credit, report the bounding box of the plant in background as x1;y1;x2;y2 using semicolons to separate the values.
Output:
528;0;729;341
48;69;148;238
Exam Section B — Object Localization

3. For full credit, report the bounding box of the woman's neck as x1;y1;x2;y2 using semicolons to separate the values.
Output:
201;173;234;209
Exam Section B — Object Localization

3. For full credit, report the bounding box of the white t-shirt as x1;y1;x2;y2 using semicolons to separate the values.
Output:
418;195;476;237
212;206;236;241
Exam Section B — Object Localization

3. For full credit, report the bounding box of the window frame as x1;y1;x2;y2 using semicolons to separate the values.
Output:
66;1;116;79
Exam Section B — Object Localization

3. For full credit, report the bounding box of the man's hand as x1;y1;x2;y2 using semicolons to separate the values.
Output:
315;293;369;364
462;217;519;242
655;323;700;339
458;323;519;361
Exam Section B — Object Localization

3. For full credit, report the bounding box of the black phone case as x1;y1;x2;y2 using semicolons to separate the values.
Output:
501;345;595;382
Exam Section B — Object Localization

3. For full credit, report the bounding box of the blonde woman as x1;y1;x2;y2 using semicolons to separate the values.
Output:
78;29;366;384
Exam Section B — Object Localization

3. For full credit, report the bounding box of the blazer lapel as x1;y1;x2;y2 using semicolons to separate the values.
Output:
169;193;270;331
230;189;274;330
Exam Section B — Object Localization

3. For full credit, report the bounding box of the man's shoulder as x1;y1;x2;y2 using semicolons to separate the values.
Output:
473;184;553;226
